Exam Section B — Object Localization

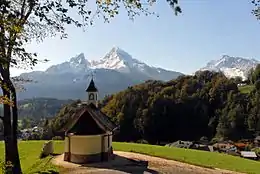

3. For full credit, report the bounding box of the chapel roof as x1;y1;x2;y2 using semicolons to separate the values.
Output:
62;103;118;134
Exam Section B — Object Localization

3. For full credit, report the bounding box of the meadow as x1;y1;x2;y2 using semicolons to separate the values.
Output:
0;141;260;173
238;85;254;94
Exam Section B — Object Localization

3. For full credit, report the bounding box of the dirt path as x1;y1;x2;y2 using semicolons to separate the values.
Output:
52;151;244;174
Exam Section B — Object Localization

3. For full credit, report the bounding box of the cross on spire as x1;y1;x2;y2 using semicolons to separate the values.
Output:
86;70;98;92
91;71;95;80
87;70;96;81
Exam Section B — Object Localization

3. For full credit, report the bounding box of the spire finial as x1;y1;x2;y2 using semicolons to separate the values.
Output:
91;71;94;80
88;69;96;81
86;70;98;92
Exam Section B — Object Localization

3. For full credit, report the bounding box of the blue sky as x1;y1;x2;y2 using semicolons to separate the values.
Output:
12;0;260;76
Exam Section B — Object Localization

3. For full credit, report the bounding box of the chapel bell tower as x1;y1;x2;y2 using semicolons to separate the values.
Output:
86;78;98;107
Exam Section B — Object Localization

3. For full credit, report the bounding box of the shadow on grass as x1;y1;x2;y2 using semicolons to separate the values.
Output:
28;156;60;174
81;154;159;174
128;150;215;170
51;153;62;157
35;170;59;174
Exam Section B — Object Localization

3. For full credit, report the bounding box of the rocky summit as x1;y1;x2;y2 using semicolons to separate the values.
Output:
199;55;259;80
16;47;183;100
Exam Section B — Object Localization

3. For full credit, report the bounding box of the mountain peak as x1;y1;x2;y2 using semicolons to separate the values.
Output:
16;48;183;100
110;46;121;52
69;53;86;64
104;47;134;62
201;55;259;80
110;46;126;53
90;47;145;73
44;47;183;78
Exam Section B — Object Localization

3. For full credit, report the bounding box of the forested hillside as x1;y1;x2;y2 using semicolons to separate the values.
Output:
41;68;260;144
15;65;260;144
99;71;254;143
17;98;74;119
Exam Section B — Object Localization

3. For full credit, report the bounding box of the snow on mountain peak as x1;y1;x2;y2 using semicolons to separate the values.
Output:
201;55;259;80
44;47;183;79
69;53;90;66
90;47;147;73
46;53;90;74
108;47;135;62
70;53;84;62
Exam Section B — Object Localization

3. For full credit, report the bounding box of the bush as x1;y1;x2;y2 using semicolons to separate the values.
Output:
0;161;13;174
200;136;208;141
244;143;253;151
27;132;41;140
252;147;260;156
40;128;54;140
210;137;219;144
136;139;149;144
52;136;63;140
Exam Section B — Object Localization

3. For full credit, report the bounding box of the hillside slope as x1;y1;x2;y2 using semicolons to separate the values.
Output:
43;70;259;145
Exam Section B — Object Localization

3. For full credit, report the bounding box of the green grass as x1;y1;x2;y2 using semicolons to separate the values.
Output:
0;141;63;174
1;141;260;174
239;85;254;94
113;142;260;174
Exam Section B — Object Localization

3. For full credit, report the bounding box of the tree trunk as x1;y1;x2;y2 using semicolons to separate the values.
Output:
2;88;14;173
10;81;22;174
1;77;22;173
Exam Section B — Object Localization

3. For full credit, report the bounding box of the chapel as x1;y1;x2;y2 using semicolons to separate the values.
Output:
63;77;118;164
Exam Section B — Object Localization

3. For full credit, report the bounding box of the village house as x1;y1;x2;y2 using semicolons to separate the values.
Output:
191;144;215;152
63;78;119;164
19;126;43;140
240;151;258;160
165;140;194;149
234;142;247;151
213;142;237;153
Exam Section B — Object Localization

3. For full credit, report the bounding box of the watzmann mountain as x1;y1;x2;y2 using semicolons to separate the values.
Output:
17;47;183;100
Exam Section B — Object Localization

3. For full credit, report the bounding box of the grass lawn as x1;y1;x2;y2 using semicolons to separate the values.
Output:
1;141;260;174
113;142;260;174
239;85;254;94
0;141;63;174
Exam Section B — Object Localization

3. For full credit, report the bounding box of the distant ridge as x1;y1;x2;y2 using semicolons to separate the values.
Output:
16;47;183;100
199;55;259;80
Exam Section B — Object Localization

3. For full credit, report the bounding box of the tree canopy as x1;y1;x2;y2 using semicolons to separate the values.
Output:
252;0;260;19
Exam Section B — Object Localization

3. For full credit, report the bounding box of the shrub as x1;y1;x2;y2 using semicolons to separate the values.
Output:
252;147;260;156
0;161;13;174
136;139;149;144
255;80;260;91
51;136;63;140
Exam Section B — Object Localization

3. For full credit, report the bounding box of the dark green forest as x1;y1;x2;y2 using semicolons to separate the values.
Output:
0;98;73;130
13;65;260;144
18;98;73;119
99;71;258;143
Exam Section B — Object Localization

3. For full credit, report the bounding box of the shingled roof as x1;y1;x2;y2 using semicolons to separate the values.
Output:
63;103;118;134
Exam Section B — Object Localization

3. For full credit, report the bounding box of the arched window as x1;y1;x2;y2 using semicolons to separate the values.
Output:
89;93;94;100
